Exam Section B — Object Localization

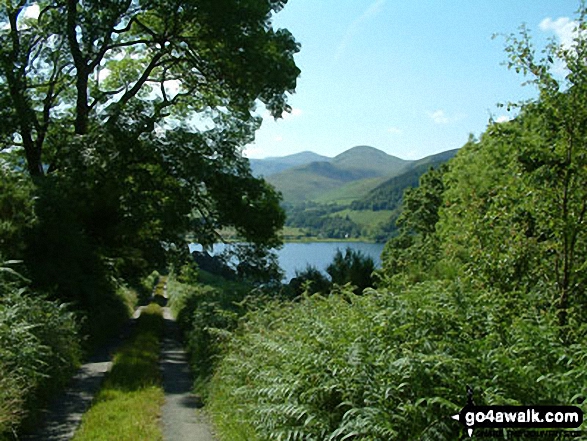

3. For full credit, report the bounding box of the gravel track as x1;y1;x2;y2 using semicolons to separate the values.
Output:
160;306;217;441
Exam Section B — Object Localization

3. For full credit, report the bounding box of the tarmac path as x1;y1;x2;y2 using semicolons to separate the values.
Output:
21;308;141;441
159;306;217;441
22;301;218;440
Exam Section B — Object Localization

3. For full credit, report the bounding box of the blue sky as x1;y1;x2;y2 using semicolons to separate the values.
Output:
245;0;581;159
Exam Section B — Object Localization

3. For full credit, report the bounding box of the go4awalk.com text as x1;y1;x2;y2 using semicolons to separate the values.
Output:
452;405;583;437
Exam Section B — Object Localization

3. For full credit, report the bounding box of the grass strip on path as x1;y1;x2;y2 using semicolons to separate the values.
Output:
72;303;165;441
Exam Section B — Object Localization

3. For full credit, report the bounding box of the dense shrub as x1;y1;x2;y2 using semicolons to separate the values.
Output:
289;265;332;297
327;248;375;294
0;283;81;436
137;270;161;304
167;270;251;387
0;158;35;260
208;283;586;440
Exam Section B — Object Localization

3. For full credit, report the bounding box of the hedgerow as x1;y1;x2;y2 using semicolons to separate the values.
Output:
208;282;586;440
0;282;81;437
167;269;251;388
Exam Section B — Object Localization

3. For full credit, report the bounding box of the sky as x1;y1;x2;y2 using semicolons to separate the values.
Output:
244;0;582;160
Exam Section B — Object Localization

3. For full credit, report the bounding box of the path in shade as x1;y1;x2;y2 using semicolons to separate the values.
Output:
160;306;217;441
21;308;143;441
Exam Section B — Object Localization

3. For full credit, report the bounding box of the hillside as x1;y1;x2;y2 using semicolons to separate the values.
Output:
329;145;408;177
350;148;459;210
261;146;459;241
265;146;410;203
249;151;330;177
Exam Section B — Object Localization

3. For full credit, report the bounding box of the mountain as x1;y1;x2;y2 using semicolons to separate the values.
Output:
329;146;408;177
350;148;459;211
249;151;330;177
265;146;460;241
265;146;410;203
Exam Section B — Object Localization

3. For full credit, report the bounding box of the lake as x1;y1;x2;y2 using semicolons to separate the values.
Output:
189;242;386;281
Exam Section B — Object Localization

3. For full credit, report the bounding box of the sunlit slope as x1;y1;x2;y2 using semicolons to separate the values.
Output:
266;146;409;203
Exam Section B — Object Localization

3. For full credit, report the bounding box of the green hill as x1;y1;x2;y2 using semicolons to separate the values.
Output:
266;146;459;241
350;148;459;211
329;145;408;177
249;151;330;177
266;146;410;203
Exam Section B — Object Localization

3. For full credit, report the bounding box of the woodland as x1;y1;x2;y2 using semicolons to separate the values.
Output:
1;1;587;440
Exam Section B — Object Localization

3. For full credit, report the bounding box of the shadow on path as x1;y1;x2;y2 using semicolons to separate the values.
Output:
21;311;140;441
160;307;217;441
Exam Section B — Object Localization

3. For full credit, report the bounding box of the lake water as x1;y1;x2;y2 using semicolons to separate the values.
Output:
189;242;386;281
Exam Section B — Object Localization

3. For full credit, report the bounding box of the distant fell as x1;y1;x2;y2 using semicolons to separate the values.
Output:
265;145;408;203
249;151;330;177
263;145;458;204
350;148;459;211
272;146;460;241
330;145;408;177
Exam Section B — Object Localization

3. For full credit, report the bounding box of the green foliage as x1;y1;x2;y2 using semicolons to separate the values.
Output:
349;153;455;212
0;157;35;260
209;284;586;440
284;202;364;240
289;265;332;297
327;248;375;294
0;271;81;437
379;165;447;287
437;70;587;327
281;149;457;242
138;270;161;303
206;8;587;441
224;244;284;284
1;0;298;344
167;271;252;387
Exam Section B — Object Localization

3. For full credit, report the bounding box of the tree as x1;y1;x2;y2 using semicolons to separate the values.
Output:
493;11;587;327
0;0;299;175
327;248;375;295
0;153;35;259
289;265;331;297
435;10;587;328
0;1;299;325
379;165;447;285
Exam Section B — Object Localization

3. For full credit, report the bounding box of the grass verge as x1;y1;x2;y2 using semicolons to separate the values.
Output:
72;303;165;441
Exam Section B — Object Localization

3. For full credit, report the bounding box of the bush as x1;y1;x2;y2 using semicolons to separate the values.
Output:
327;248;375;294
0;159;35;260
289;265;332;297
137;270;161;304
208;282;586;440
0;283;81;436
167;272;250;388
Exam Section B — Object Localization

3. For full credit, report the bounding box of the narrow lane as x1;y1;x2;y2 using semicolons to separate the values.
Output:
160;306;217;441
21;309;142;441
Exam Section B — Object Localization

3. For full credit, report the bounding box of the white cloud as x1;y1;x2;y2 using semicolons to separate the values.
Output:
539;17;579;50
495;115;511;123
430;110;450;124
539;16;585;77
428;109;465;125
387;127;403;135
335;0;386;60
23;4;40;19
282;107;303;120
273;135;284;142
